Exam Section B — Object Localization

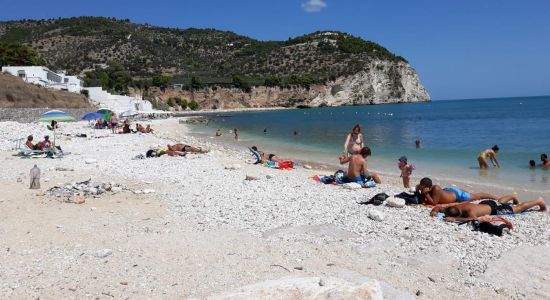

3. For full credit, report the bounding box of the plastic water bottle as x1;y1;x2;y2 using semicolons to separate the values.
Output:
30;164;40;189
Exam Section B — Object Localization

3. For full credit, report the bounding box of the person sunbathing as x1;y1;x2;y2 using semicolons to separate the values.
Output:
145;125;154;133
416;177;533;206
136;123;147;133
168;143;206;154
251;146;282;163
416;177;506;205
25;135;39;150
431;197;546;222
338;146;381;185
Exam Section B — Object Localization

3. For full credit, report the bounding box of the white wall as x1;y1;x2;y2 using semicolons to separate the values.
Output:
85;87;153;113
1;66;82;92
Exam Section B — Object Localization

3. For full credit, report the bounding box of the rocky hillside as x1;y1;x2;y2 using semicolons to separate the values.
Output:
0;17;430;107
0;73;91;108
149;60;428;110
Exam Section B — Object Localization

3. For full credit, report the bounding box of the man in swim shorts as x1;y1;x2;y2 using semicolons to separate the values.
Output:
431;197;546;222
416;177;504;205
338;147;381;185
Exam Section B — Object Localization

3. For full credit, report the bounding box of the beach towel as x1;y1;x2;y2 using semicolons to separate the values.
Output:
311;175;376;188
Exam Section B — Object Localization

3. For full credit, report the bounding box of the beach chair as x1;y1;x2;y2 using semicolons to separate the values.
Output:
12;138;65;158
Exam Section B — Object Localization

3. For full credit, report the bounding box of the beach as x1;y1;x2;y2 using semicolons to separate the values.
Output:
1;117;550;299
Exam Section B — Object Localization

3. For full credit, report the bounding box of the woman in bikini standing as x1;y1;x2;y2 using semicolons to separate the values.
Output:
343;124;364;156
478;145;500;169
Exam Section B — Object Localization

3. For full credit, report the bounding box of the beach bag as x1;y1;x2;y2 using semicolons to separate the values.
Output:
359;193;389;206
395;191;421;205
278;160;294;169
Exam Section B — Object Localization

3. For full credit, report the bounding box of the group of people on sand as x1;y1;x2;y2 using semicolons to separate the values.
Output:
94;113;154;134
25;135;53;152
335;124;547;222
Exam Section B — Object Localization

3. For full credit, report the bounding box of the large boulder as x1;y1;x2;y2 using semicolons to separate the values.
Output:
206;276;384;300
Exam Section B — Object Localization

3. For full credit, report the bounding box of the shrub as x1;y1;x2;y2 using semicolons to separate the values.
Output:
188;99;199;110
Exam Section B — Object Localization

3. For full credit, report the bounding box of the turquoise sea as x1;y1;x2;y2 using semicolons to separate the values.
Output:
190;96;550;195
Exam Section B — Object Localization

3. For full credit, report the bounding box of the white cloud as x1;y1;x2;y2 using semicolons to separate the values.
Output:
302;0;327;13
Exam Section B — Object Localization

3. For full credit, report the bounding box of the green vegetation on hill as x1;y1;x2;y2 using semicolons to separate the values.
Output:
0;16;408;89
0;43;44;67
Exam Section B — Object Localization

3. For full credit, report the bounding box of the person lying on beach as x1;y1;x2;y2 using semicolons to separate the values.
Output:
251;146;282;163
478;145;500;169
338;146;381;185
416;177;502;205
343;124;364;156
168;144;206;154
431;196;546;222
136;123;146;133
541;153;550;167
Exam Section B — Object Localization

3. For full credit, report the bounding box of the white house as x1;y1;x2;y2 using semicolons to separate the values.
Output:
1;66;83;93
85;87;153;113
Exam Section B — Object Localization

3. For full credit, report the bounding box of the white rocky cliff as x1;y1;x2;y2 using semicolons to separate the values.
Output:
151;60;430;109
309;60;430;107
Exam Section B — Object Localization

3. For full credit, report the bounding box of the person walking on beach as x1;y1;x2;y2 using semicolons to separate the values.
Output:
234;128;238;141
343;124;364;156
416;177;510;205
109;113;118;134
478;145;500;169
432;196;546;222
339;146;381;185
541;153;550;167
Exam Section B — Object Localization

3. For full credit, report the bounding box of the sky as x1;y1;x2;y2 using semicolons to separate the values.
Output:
1;0;549;100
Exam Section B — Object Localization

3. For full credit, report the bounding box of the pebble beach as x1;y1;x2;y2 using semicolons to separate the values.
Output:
1;116;549;299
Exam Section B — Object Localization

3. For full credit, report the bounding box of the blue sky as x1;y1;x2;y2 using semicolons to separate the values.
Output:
1;0;549;100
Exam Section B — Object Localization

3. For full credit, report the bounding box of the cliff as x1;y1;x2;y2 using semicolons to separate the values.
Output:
148;60;429;109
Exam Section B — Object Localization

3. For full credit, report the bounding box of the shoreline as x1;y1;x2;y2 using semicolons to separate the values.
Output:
1;117;549;298
184;121;550;203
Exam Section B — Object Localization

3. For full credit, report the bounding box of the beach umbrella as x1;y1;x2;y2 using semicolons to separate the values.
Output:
120;110;138;117
97;108;113;120
81;112;104;120
39;110;75;122
38;110;74;145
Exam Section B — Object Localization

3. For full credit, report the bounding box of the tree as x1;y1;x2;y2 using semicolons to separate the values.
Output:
152;74;171;87
82;63;131;94
188;99;199;110
232;75;251;93
0;43;45;67
179;98;188;110
190;76;203;89
264;75;281;87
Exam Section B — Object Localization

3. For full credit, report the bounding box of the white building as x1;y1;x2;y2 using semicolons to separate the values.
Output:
85;87;153;113
1;66;83;93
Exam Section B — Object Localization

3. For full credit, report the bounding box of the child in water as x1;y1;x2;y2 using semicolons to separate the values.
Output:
398;156;415;189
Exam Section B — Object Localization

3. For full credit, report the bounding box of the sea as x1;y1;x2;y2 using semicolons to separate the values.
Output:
188;95;550;196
